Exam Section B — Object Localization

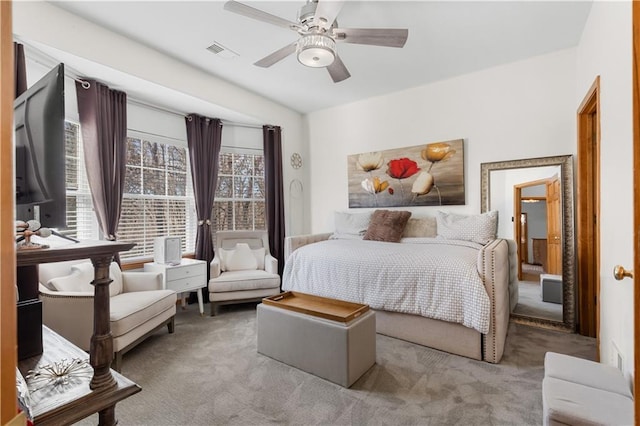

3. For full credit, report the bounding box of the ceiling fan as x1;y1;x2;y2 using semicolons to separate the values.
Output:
224;0;409;83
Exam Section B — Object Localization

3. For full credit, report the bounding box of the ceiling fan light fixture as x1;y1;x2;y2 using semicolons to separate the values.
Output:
297;34;336;68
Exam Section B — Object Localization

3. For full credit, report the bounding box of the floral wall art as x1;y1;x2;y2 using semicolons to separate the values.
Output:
348;139;465;208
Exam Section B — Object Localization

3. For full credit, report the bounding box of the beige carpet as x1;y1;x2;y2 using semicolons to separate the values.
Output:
514;280;563;322
78;303;596;426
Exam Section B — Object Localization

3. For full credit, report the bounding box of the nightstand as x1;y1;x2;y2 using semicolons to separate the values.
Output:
144;258;207;315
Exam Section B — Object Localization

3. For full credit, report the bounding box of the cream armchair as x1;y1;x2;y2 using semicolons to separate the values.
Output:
208;231;281;316
38;260;177;370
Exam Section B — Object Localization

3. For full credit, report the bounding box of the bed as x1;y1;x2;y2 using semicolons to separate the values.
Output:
282;211;516;364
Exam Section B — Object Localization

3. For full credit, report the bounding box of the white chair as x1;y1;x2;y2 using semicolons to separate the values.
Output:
208;230;281;316
38;260;177;370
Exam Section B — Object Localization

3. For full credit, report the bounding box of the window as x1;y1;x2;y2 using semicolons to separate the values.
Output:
117;137;196;260
64;121;98;241
64;124;196;260
213;151;266;231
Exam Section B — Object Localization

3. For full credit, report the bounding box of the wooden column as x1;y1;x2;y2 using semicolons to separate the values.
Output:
89;255;117;391
0;1;18;424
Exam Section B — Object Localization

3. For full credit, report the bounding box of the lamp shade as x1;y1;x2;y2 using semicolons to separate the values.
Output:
297;34;336;68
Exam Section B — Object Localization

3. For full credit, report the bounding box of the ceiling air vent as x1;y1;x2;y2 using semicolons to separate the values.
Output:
206;42;239;59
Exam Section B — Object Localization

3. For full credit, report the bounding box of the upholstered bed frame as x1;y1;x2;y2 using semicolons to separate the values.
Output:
284;234;511;363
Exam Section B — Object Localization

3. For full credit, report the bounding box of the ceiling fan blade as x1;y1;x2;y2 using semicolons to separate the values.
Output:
333;28;409;48
327;55;350;83
312;0;345;30
224;0;300;31
254;43;297;68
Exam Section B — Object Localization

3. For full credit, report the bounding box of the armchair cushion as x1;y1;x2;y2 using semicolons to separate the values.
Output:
110;289;176;338
209;270;280;292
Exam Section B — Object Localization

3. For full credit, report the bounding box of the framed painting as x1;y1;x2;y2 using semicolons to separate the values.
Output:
347;139;465;208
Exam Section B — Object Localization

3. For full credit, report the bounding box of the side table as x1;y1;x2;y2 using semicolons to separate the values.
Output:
144;258;207;315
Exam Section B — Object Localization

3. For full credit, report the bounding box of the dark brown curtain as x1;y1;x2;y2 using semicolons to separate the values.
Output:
263;125;285;277
186;114;222;299
75;80;127;259
14;42;27;98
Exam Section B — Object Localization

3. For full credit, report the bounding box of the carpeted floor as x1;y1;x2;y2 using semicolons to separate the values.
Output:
78;303;595;426
514;280;563;322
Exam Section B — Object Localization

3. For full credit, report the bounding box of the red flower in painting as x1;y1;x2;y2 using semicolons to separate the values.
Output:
387;158;420;180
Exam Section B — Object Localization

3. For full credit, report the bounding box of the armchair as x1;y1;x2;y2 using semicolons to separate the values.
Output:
38;260;177;370
208;231;281;316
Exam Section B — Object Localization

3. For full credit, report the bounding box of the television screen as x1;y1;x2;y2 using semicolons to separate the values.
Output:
14;63;66;229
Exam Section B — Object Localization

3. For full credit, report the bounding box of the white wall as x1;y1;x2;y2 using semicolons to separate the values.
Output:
306;48;577;232
13;1;309;235
576;1;634;380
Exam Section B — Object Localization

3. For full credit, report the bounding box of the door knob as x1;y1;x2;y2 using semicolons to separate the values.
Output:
613;265;634;280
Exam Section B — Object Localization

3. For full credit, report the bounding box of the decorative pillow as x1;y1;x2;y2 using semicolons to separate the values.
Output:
402;217;437;238
225;243;259;271
436;210;498;244
363;210;412;243
220;246;265;271
330;211;372;239
252;247;266;270
48;265;94;293
66;262;123;296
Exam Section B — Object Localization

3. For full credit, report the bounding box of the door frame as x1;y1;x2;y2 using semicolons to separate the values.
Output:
513;177;551;280
632;3;640;423
576;76;600;341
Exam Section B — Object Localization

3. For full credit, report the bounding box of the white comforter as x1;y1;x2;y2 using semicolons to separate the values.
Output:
282;238;491;334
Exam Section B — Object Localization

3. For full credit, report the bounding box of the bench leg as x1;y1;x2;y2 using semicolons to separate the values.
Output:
210;303;217;316
167;317;175;334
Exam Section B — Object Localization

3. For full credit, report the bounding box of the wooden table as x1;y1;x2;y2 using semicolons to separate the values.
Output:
16;240;139;425
18;327;141;425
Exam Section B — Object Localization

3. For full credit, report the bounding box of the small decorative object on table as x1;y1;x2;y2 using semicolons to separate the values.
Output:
16;220;51;250
25;358;92;394
16;367;34;424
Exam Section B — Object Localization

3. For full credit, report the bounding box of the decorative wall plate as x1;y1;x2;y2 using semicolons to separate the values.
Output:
290;152;302;169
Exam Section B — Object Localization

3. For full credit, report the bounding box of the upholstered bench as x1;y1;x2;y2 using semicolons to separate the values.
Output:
542;352;633;425
540;274;562;304
257;292;376;387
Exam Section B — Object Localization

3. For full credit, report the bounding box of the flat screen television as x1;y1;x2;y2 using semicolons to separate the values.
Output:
14;63;66;229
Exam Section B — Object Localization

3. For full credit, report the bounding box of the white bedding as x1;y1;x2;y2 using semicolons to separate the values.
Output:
282;238;491;334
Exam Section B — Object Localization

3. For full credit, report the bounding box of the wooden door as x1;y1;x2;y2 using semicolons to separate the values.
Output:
546;177;562;275
632;4;640;422
519;213;528;265
513;186;523;280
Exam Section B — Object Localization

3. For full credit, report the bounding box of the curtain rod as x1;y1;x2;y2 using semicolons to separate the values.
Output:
18;39;267;130
128;128;263;151
127;98;265;130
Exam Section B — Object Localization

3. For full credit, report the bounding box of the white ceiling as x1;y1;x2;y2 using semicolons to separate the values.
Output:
43;0;592;115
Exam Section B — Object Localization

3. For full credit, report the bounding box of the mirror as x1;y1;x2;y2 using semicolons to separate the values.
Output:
481;155;575;331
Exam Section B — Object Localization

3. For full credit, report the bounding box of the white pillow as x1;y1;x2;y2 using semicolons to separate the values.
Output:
331;211;372;239
224;243;259;271
252;247;266;270
402;217;437;238
64;262;123;297
48;266;94;293
436;211;498;244
220;246;266;271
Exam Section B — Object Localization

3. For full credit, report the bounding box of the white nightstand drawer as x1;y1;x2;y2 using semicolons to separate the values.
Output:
166;264;205;281
167;276;204;293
